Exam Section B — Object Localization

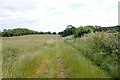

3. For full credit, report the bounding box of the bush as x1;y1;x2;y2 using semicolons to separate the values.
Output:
86;32;118;77
74;26;93;38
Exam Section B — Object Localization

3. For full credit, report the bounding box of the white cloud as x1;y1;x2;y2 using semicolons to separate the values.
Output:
0;0;119;32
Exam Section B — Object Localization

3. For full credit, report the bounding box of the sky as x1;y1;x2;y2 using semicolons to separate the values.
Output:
0;0;119;32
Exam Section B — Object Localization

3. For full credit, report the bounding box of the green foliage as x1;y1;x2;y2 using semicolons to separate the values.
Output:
45;31;51;34
58;25;119;38
66;32;118;78
2;35;108;78
2;25;119;37
59;25;76;37
58;32;63;35
74;26;93;37
58;25;94;37
38;31;44;34
89;32;118;78
2;28;36;37
90;32;118;77
1;28;56;37
94;25;120;32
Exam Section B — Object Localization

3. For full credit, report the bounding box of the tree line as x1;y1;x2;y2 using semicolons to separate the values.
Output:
58;25;119;37
0;25;119;37
0;28;57;37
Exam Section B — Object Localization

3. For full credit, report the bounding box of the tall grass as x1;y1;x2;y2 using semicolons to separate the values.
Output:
66;32;118;78
57;41;108;78
2;35;60;78
2;34;110;78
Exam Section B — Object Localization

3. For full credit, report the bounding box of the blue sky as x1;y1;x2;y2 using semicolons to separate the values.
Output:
0;0;119;32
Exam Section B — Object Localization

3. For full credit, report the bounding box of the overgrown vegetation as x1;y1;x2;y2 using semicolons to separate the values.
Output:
2;35;108;78
2;25;119;78
64;32;119;78
58;25;119;78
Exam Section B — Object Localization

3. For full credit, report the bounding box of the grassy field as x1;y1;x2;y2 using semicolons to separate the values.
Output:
2;35;109;78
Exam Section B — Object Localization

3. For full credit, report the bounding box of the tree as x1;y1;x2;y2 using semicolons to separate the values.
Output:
58;32;63;35
59;25;76;37
94;26;102;32
74;26;93;38
46;31;51;34
2;28;37;37
52;32;56;35
38;31;44;34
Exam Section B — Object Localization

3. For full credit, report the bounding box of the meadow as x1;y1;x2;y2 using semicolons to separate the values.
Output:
2;33;118;78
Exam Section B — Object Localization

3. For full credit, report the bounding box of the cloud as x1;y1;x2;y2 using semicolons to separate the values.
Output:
0;0;119;32
69;3;83;10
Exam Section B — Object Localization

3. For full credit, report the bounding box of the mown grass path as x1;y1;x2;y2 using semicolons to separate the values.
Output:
2;35;109;78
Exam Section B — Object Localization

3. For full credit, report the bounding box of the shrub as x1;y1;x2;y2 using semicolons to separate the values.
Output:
74;26;93;38
86;32;118;77
66;32;118;78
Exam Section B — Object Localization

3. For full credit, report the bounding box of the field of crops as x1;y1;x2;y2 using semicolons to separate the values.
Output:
2;34;117;78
